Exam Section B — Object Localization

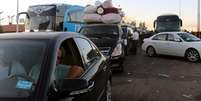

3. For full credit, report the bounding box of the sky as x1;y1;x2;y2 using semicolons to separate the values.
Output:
0;0;199;31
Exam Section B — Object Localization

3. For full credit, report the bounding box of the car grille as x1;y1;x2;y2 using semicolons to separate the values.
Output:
99;47;111;56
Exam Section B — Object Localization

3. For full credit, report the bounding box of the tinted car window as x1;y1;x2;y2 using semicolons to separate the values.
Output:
167;34;175;41
177;33;201;42
75;38;100;68
152;34;167;41
80;25;119;37
0;40;46;97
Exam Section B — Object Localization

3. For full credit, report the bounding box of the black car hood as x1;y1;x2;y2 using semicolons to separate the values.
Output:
90;38;118;56
0;97;27;101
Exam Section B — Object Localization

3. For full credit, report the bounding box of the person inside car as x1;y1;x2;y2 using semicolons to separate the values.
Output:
55;47;84;80
29;47;84;82
0;50;26;80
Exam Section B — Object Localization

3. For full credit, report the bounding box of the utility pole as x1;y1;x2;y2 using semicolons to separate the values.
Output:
16;0;19;32
198;0;200;37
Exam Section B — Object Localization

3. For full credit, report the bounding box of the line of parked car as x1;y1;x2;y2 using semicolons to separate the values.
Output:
0;23;135;101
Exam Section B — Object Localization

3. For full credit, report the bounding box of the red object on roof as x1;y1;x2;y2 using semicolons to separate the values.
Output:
0;24;25;32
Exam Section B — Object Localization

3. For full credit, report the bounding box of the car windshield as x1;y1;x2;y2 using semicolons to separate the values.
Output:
80;25;119;38
0;40;46;97
177;33;201;42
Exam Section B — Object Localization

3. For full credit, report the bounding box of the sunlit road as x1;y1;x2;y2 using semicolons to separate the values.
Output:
112;48;201;101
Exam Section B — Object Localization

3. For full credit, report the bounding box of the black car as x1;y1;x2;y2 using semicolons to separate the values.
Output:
79;24;125;71
0;32;112;101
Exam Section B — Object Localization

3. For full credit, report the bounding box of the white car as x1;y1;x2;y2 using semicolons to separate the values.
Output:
142;32;201;62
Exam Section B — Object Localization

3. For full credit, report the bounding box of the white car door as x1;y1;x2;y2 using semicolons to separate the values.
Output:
166;34;185;56
152;34;168;55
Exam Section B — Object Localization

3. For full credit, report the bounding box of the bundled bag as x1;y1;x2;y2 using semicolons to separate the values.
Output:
102;0;113;8
84;5;97;14
95;0;102;7
119;10;125;17
103;7;119;14
101;13;122;24
83;14;102;23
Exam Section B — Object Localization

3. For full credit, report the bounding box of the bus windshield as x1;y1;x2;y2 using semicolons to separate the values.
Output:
26;16;53;31
157;21;180;32
26;5;56;31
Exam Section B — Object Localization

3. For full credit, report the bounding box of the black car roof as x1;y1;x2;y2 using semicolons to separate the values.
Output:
0;32;82;40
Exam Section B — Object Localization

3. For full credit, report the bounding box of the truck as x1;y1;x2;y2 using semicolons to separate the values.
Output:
63;5;85;32
154;14;182;32
17;4;84;32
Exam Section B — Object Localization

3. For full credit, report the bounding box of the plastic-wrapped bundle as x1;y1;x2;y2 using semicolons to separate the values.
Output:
101;13;122;24
119;10;125;17
83;14;102;23
84;5;97;14
95;0;102;7
102;0;113;8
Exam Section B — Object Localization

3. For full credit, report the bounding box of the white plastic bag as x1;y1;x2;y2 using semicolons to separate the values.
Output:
84;5;97;14
102;0;113;8
101;13;122;24
83;14;102;23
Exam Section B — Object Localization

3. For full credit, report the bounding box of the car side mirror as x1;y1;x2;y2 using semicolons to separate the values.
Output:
174;38;182;42
57;79;94;99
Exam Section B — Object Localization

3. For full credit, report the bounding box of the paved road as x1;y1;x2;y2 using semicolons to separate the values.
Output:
112;48;201;101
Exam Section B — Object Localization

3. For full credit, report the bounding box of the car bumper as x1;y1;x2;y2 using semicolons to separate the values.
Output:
110;55;124;69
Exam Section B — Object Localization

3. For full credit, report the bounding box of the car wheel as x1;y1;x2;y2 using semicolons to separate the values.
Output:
146;46;156;57
105;80;112;101
185;49;200;62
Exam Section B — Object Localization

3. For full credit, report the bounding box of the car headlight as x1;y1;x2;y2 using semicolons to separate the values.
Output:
111;43;122;57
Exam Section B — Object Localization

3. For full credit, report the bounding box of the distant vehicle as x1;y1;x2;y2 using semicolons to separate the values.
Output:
63;5;85;32
80;24;125;71
154;14;182;32
142;32;201;62
17;4;84;32
0;32;112;101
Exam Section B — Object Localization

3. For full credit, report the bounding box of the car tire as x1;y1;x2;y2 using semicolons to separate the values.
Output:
185;49;200;62
146;46;156;57
105;80;112;101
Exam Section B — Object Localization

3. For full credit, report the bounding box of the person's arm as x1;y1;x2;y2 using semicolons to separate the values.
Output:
66;65;84;79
